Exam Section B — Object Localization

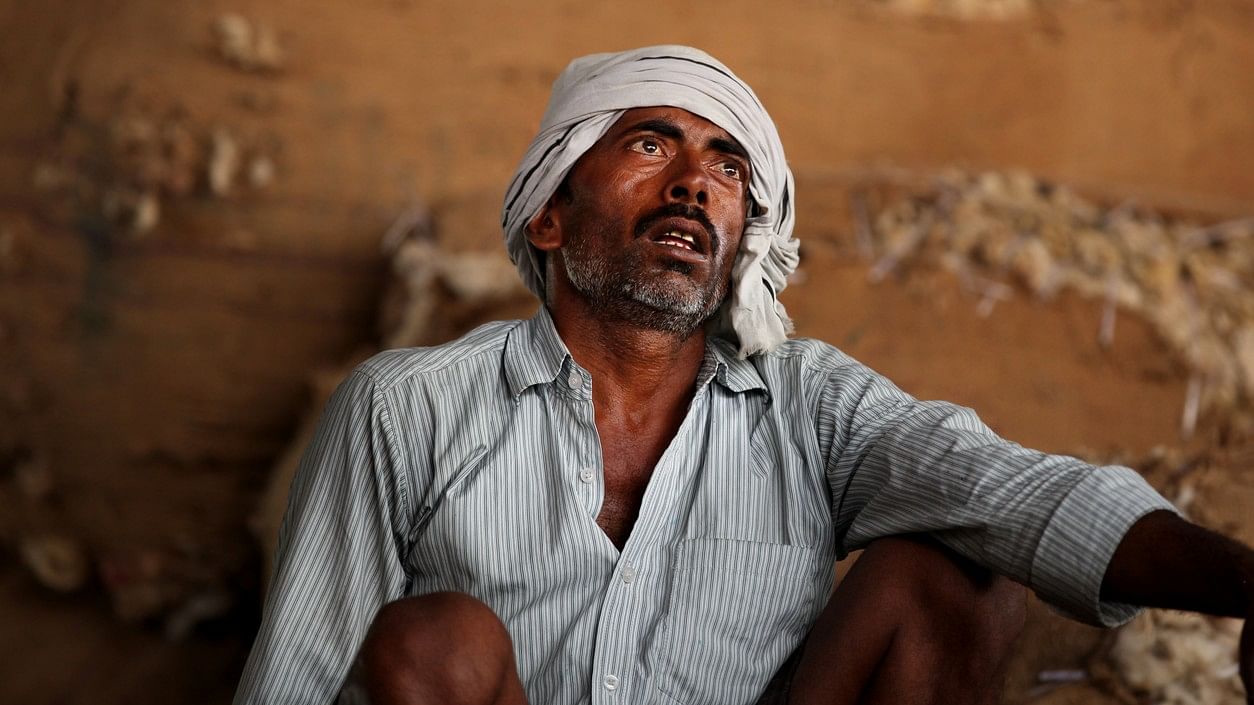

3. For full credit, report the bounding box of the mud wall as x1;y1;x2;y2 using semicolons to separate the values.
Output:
1;0;1252;617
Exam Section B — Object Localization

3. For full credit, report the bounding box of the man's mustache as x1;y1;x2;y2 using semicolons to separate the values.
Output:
633;204;719;257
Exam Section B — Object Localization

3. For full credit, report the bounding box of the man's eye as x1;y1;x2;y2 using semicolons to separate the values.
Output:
721;162;744;180
629;138;663;155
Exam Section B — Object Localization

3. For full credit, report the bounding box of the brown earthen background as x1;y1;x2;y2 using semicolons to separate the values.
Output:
1;0;1252;702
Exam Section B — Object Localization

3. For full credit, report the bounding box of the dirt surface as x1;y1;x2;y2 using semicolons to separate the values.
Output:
1;0;1252;702
0;557;246;705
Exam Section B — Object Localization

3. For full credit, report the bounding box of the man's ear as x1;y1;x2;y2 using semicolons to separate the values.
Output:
525;198;563;253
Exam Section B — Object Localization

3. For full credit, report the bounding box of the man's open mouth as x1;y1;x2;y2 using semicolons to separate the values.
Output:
646;217;711;256
654;230;700;252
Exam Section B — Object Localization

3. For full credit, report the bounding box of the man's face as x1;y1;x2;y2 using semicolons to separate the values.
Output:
536;106;751;335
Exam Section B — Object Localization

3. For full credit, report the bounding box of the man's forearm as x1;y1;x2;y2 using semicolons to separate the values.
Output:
1100;509;1254;617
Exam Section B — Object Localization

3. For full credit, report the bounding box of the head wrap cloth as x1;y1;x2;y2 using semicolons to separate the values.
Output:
501;45;800;358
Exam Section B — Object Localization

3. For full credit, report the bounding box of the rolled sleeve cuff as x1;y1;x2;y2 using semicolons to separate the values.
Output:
1029;464;1178;627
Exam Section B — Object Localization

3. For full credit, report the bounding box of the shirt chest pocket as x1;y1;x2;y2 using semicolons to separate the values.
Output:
653;538;819;705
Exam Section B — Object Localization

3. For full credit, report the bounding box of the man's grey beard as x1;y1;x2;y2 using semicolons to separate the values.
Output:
561;234;728;336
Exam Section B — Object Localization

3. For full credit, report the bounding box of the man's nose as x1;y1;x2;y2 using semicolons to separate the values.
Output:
664;153;709;207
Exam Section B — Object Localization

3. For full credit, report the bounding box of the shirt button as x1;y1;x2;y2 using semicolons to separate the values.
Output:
579;469;595;484
567;370;581;389
603;674;619;691
621;563;636;583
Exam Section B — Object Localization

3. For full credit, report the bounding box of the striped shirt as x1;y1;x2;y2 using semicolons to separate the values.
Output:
234;306;1173;705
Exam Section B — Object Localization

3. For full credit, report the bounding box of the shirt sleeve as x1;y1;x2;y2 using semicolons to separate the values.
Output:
234;369;416;704
817;360;1177;627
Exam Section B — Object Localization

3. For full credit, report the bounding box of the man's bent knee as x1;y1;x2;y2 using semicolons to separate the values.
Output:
871;537;1027;685
355;591;519;705
793;536;1027;704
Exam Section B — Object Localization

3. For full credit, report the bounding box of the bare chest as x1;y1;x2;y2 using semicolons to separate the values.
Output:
593;424;675;549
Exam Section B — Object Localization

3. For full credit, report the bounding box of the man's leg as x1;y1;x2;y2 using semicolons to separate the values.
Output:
343;591;528;705
786;536;1027;705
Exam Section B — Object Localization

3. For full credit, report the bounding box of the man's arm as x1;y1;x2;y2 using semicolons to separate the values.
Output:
818;357;1175;626
234;369;417;704
1101;510;1254;702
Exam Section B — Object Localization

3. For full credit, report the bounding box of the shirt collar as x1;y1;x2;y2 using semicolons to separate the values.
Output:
706;335;770;396
504;306;572;399
503;307;769;399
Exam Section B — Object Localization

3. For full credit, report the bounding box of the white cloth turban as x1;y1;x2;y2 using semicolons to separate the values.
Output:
501;45;799;358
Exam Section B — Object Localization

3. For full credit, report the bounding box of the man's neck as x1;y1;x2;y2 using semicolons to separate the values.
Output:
548;302;707;418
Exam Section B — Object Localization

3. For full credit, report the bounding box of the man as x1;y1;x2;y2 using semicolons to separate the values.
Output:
235;46;1254;705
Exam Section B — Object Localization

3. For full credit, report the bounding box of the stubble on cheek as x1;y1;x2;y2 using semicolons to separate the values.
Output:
562;229;730;335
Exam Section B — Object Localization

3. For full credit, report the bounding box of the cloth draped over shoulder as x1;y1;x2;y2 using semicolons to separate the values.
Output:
500;45;800;358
